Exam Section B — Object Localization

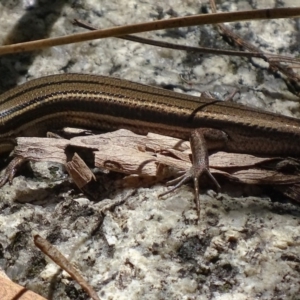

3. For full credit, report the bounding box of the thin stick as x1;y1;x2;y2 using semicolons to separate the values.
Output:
209;0;300;87
0;8;299;55
34;234;100;300
74;19;300;64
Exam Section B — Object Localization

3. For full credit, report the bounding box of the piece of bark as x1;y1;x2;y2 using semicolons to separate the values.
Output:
12;129;300;190
0;271;46;300
66;153;96;189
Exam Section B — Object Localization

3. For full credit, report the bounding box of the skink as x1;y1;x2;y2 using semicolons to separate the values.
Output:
1;73;300;216
1;73;300;155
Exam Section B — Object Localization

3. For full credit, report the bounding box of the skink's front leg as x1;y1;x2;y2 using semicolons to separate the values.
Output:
159;128;228;219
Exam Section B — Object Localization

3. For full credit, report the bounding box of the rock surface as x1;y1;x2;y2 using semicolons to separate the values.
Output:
0;1;300;299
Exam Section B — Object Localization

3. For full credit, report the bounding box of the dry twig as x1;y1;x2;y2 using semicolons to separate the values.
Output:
0;8;299;55
34;235;100;300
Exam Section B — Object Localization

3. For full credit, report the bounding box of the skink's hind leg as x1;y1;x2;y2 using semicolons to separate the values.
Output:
0;156;27;187
159;129;227;220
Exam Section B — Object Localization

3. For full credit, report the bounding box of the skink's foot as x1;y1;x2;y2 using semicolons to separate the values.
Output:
159;163;220;220
0;156;27;187
159;129;226;220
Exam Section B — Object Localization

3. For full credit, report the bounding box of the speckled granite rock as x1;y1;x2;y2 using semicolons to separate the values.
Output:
0;1;300;299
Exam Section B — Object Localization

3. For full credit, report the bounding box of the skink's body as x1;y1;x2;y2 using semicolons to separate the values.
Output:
1;73;300;157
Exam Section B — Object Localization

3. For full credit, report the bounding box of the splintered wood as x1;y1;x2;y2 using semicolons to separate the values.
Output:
12;128;300;202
